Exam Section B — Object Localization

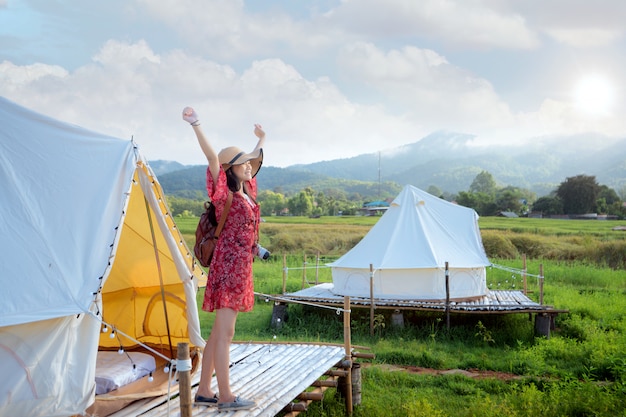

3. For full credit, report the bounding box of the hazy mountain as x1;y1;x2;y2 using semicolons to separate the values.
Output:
155;131;626;199
149;160;188;176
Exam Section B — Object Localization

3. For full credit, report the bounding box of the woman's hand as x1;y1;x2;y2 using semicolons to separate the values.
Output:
254;124;265;139
182;107;200;126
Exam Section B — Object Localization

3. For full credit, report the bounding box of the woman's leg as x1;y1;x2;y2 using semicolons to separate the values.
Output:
213;307;238;403
196;330;217;399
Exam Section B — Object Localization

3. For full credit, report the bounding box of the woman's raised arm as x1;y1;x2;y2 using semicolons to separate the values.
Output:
182;106;219;184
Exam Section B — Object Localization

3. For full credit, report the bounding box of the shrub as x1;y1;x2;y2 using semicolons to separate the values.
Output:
481;231;518;258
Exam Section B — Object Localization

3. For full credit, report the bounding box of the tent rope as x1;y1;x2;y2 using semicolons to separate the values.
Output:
490;263;544;279
254;291;349;314
144;196;175;359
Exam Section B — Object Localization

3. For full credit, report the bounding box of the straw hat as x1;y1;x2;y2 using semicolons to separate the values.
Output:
218;146;263;178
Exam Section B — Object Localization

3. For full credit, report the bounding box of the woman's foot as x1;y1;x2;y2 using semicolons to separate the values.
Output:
217;395;256;411
194;393;218;406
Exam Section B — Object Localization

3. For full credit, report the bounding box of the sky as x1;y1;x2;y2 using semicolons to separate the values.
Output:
1;0;625;168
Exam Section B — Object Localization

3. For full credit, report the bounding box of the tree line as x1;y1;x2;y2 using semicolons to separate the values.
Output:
165;171;626;219
454;171;626;218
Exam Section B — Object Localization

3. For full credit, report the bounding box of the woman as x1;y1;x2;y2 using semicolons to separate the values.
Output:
182;106;264;411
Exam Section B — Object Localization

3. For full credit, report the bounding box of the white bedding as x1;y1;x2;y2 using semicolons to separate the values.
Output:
95;351;156;395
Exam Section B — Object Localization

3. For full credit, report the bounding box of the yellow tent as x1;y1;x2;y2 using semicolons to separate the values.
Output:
0;96;206;417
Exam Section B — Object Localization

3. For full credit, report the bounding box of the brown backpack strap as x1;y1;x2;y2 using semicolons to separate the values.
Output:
214;192;233;238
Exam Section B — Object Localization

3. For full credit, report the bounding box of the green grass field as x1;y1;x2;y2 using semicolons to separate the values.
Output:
177;215;626;416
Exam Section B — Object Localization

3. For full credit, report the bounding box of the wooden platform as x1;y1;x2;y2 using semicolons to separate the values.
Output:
276;283;568;314
108;342;347;417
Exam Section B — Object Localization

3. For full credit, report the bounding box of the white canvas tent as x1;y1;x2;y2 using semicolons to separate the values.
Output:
0;96;206;417
330;184;491;300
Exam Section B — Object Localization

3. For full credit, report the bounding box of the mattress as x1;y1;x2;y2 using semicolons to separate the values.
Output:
95;351;157;395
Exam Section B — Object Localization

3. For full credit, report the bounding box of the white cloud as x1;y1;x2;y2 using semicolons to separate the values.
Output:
338;42;513;130
503;0;626;48
1;0;625;169
135;0;339;60
0;61;68;86
0;40;424;167
327;0;539;49
545;28;623;48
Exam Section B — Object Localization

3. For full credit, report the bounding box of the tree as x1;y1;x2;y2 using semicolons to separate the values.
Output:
456;191;497;216
598;185;620;206
470;171;497;196
495;189;523;214
287;191;313;216
166;196;205;217
257;190;286;216
556;175;600;214
427;185;443;198
532;196;563;216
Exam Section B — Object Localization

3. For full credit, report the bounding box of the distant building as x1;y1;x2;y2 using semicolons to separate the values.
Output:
497;211;519;218
359;200;390;216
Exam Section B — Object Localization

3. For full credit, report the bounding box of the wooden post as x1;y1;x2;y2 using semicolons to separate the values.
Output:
343;296;353;415
369;264;375;336
522;253;527;295
177;343;192;417
539;263;544;305
315;251;320;285
535;313;551;338
445;262;450;330
301;253;307;289
282;254;287;294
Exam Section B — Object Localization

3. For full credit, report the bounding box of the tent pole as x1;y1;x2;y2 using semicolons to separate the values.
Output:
522;254;528;295
369;264;374;336
282;254;287;294
539;264;544;305
343;296;353;415
315;251;320;285
445;262;450;330
301;253;307;289
144;197;175;358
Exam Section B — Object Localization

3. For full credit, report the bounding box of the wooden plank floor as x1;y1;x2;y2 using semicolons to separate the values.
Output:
278;283;568;314
109;342;346;417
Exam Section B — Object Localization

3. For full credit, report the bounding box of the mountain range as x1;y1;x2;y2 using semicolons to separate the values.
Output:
153;131;626;200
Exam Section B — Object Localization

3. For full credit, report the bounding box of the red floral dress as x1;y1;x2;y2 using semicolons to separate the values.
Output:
202;166;259;313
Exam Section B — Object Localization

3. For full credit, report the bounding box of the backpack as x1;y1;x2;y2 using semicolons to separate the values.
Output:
194;192;233;267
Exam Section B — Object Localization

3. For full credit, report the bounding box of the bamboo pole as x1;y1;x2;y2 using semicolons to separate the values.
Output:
282;253;287;294
297;392;324;401
327;369;349;377
352;352;376;360
343;296;353;415
313;379;339;387
522;254;528;295
369;264;375;336
315;251;320;285
177;343;192;417
539;263;544;305
445;262;450;330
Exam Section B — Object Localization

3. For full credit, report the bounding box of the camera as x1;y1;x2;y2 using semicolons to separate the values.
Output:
256;244;271;260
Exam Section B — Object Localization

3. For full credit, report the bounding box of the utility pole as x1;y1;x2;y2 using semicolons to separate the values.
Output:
378;151;381;200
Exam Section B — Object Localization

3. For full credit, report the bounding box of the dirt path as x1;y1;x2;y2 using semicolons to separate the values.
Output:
365;363;522;381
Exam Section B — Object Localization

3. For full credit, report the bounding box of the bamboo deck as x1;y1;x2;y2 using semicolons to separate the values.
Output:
108;342;347;417
277;283;568;314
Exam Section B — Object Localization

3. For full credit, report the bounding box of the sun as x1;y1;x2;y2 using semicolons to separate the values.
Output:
573;73;615;116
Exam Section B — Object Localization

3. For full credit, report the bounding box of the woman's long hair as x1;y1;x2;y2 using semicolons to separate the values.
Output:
225;167;257;204
225;167;241;193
